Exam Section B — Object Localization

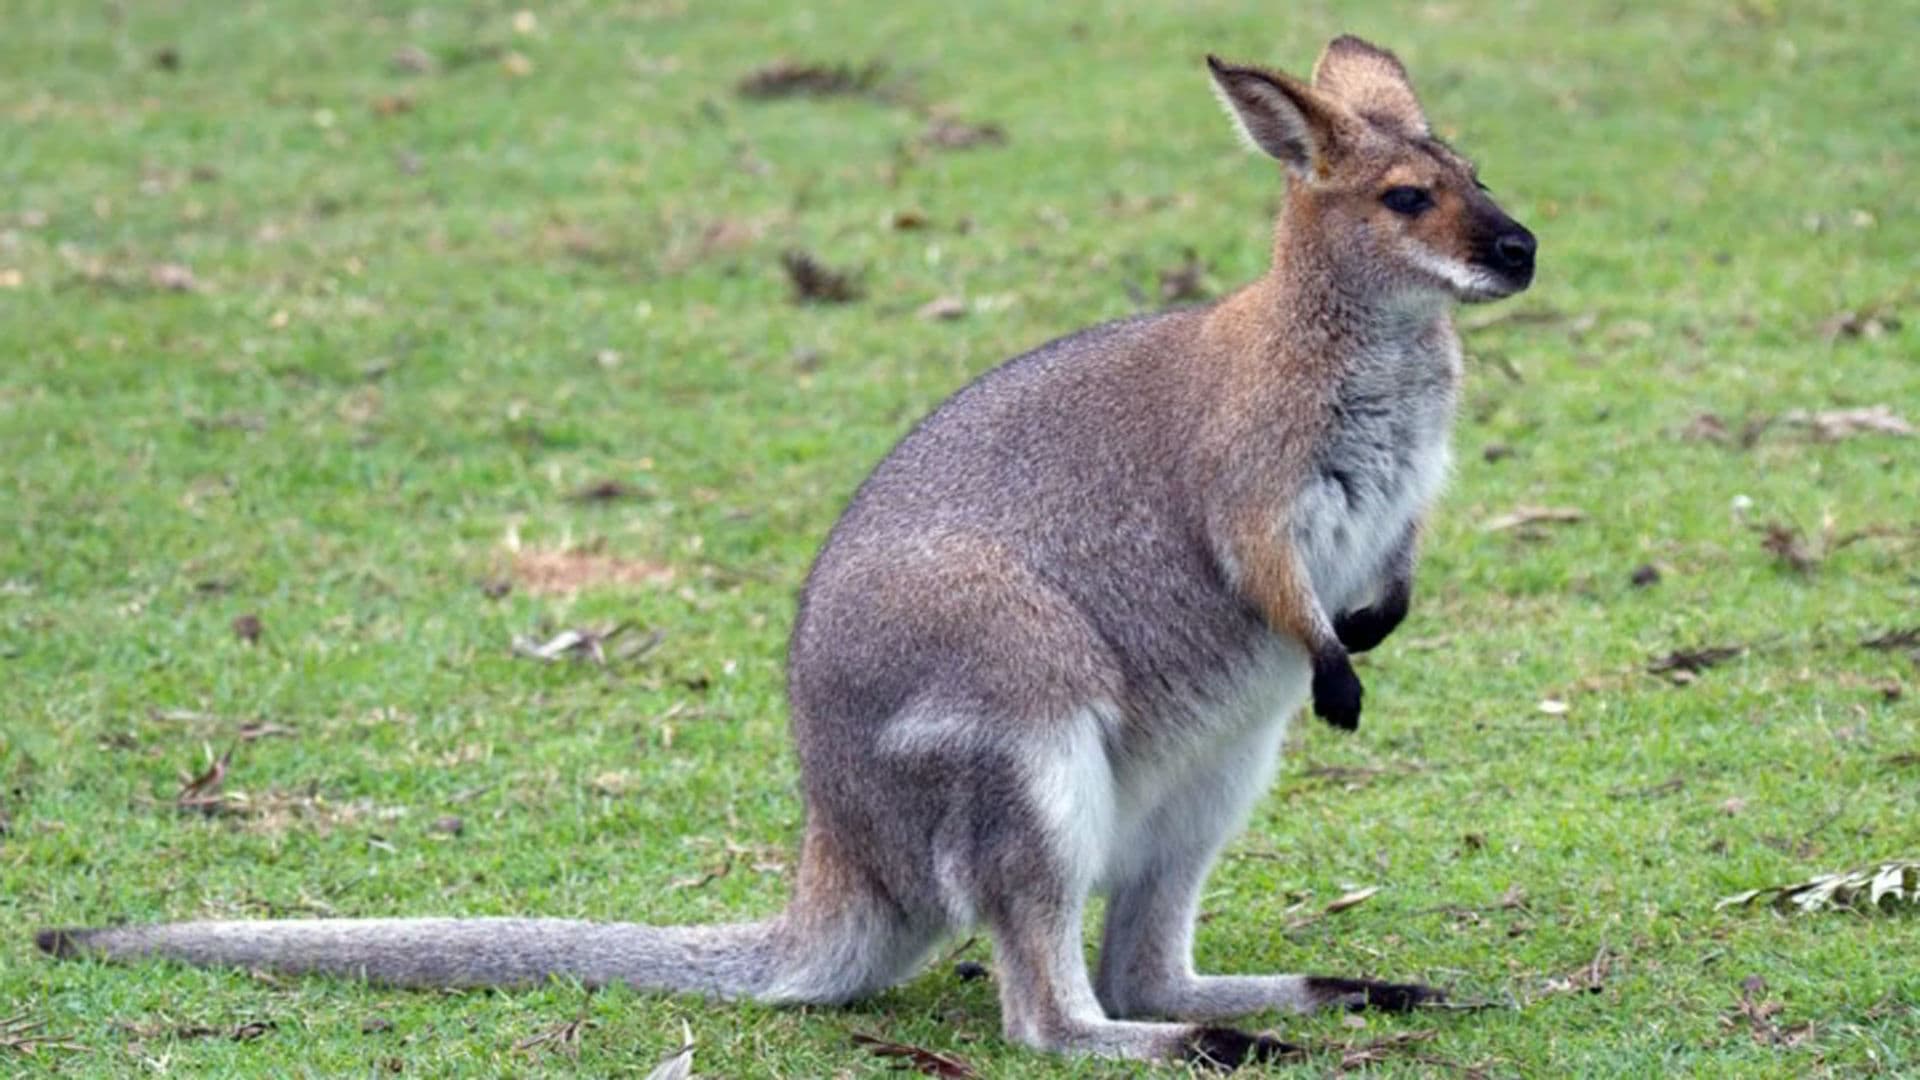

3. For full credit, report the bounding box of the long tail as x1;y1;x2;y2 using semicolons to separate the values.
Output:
37;917;802;998
38;827;933;1003
35;899;941;1005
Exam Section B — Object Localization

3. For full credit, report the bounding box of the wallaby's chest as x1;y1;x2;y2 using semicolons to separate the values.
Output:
1289;329;1461;611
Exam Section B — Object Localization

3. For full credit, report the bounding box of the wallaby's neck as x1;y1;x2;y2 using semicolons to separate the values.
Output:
1206;200;1453;369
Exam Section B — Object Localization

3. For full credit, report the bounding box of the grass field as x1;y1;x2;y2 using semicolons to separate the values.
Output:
4;0;1917;1075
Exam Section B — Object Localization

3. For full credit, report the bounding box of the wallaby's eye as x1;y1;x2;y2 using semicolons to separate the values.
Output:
1380;187;1432;215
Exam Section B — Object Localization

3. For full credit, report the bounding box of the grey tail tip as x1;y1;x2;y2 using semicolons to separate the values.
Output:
35;928;90;959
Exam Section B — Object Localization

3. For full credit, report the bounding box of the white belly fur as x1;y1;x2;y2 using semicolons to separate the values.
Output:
1026;643;1308;896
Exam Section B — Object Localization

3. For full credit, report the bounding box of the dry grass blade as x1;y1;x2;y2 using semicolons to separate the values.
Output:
1783;405;1914;438
1336;1029;1441;1071
643;1021;695;1080
176;743;235;812
1538;942;1613;998
1482;506;1584;532
514;1017;595;1059
511;623;659;665
0;1013;88;1055
1862;626;1920;651
1716;860;1920;913
850;1032;978;1078
1323;885;1381;914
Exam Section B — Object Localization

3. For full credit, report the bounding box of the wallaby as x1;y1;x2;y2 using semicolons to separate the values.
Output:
38;37;1536;1069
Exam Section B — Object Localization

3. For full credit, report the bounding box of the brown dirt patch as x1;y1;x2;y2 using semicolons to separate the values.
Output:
510;547;676;595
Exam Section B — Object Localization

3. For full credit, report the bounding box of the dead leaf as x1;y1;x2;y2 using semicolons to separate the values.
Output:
779;249;861;304
1783;405;1914;440
232;612;263;643
1648;644;1744;681
1719;796;1749;816
890;208;930;230
1679;412;1731;443
1724;976;1816;1047
737;60;888;101
1759;522;1817;573
850;1033;977;1078
1716;860;1919;914
228;1020;275;1042
1323;885;1381;914
429;815;464;836
511;623;661;666
1537;699;1570;716
921;116;1006;151
177;744;235;812
236;721;296;741
500;51;534;78
917;296;967;321
1482;506;1585;532
1819;309;1901;342
1629;563;1661;587
569;479;647;503
370;94;414;116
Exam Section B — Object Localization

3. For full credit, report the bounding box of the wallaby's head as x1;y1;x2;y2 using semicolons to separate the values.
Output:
1207;37;1535;305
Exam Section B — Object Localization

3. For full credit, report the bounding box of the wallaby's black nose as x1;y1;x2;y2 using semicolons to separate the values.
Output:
1494;229;1536;271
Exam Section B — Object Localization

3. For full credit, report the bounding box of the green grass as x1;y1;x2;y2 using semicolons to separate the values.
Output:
3;0;1917;1075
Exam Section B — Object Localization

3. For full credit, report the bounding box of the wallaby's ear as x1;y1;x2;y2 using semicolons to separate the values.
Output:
1206;55;1344;177
1311;35;1427;137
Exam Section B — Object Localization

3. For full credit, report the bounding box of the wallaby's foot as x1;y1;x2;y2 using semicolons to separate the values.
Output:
1182;1027;1303;1071
1305;975;1445;1012
1310;651;1363;730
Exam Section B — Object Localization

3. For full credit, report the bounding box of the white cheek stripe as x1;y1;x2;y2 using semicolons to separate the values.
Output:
1400;241;1498;295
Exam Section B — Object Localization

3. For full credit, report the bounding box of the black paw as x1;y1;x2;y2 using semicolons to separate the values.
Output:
1310;652;1363;731
1183;1027;1303;1071
1333;580;1410;654
1305;975;1446;1013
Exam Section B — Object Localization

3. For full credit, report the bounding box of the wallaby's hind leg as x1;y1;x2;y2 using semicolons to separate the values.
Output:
1095;730;1441;1022
982;869;1297;1068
